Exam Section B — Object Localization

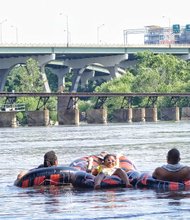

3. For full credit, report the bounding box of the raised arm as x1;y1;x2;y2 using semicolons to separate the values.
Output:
86;157;94;173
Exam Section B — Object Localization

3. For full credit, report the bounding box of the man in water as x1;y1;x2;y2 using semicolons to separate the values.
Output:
16;150;58;179
152;148;190;182
38;150;58;168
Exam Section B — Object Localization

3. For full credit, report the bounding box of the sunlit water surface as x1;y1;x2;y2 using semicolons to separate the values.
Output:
1;121;190;219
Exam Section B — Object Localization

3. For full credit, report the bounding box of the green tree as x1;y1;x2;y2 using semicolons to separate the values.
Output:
94;51;190;118
133;51;190;93
5;58;44;92
94;71;134;119
132;51;190;107
4;58;57;125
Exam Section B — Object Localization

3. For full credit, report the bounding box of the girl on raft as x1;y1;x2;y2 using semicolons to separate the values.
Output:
88;153;131;189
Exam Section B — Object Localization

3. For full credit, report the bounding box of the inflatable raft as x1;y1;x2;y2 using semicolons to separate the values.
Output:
128;171;190;191
69;154;137;172
70;155;190;191
14;166;77;188
15;154;137;189
70;154;137;189
15;154;190;191
71;170;190;191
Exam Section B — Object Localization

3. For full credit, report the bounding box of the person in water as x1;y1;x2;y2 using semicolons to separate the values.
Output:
38;150;58;168
89;154;131;189
16;150;58;180
152;148;190;182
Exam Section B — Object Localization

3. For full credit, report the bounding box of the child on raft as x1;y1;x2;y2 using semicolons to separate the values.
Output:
88;153;131;189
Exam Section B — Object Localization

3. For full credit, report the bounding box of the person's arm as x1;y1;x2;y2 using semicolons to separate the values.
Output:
152;167;160;179
116;154;121;168
186;167;190;177
86;157;94;173
17;170;28;180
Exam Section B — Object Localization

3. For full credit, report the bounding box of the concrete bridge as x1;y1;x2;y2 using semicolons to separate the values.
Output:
0;43;190;92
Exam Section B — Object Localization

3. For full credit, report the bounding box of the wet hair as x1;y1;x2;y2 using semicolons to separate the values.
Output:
44;151;58;167
167;148;180;164
103;154;116;162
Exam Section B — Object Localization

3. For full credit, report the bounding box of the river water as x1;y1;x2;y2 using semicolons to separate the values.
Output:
1;121;190;219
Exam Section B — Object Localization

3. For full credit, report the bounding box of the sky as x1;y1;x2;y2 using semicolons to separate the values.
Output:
0;0;189;45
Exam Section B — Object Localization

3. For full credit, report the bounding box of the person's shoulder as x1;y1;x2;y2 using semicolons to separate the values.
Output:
37;164;44;168
183;165;190;170
181;166;190;174
153;166;163;172
152;166;163;178
30;164;44;170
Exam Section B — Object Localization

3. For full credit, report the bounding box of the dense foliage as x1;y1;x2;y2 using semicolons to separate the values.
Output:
5;58;44;92
94;51;190;118
3;58;57;124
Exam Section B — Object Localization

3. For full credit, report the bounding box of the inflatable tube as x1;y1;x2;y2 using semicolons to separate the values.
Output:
127;171;190;191
69;154;137;172
14;166;78;188
15;156;190;191
72;171;126;189
69;155;101;171
69;154;137;189
70;155;190;191
72;171;95;189
70;169;190;190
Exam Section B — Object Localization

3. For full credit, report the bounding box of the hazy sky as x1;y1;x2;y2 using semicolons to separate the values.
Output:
0;0;189;44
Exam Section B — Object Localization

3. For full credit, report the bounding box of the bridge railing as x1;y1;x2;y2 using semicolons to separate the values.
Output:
1;92;190;98
0;43;190;48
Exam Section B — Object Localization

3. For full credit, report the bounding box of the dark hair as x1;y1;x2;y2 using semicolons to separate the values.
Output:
44;151;57;167
103;154;116;162
167;148;180;164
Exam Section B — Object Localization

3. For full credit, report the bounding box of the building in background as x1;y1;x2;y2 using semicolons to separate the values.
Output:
144;24;190;44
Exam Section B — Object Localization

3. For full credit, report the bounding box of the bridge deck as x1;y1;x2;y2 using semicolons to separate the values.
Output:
0;92;190;98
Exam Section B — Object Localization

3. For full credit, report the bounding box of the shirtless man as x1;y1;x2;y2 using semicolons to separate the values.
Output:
152;148;190;182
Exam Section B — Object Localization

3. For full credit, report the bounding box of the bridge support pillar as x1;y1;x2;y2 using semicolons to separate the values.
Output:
27;109;50;126
160;107;180;121
40;65;51;92
80;70;95;88
57;97;79;125
112;108;132;123
0;69;8;92
86;109;107;124
181;107;190;120
132;108;145;122
107;66;120;78
0;112;17;127
145;107;157;122
58;109;79;125
49;67;71;92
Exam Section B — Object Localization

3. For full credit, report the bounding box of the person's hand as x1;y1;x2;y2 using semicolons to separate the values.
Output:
17;170;27;179
87;157;94;172
88;157;94;163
